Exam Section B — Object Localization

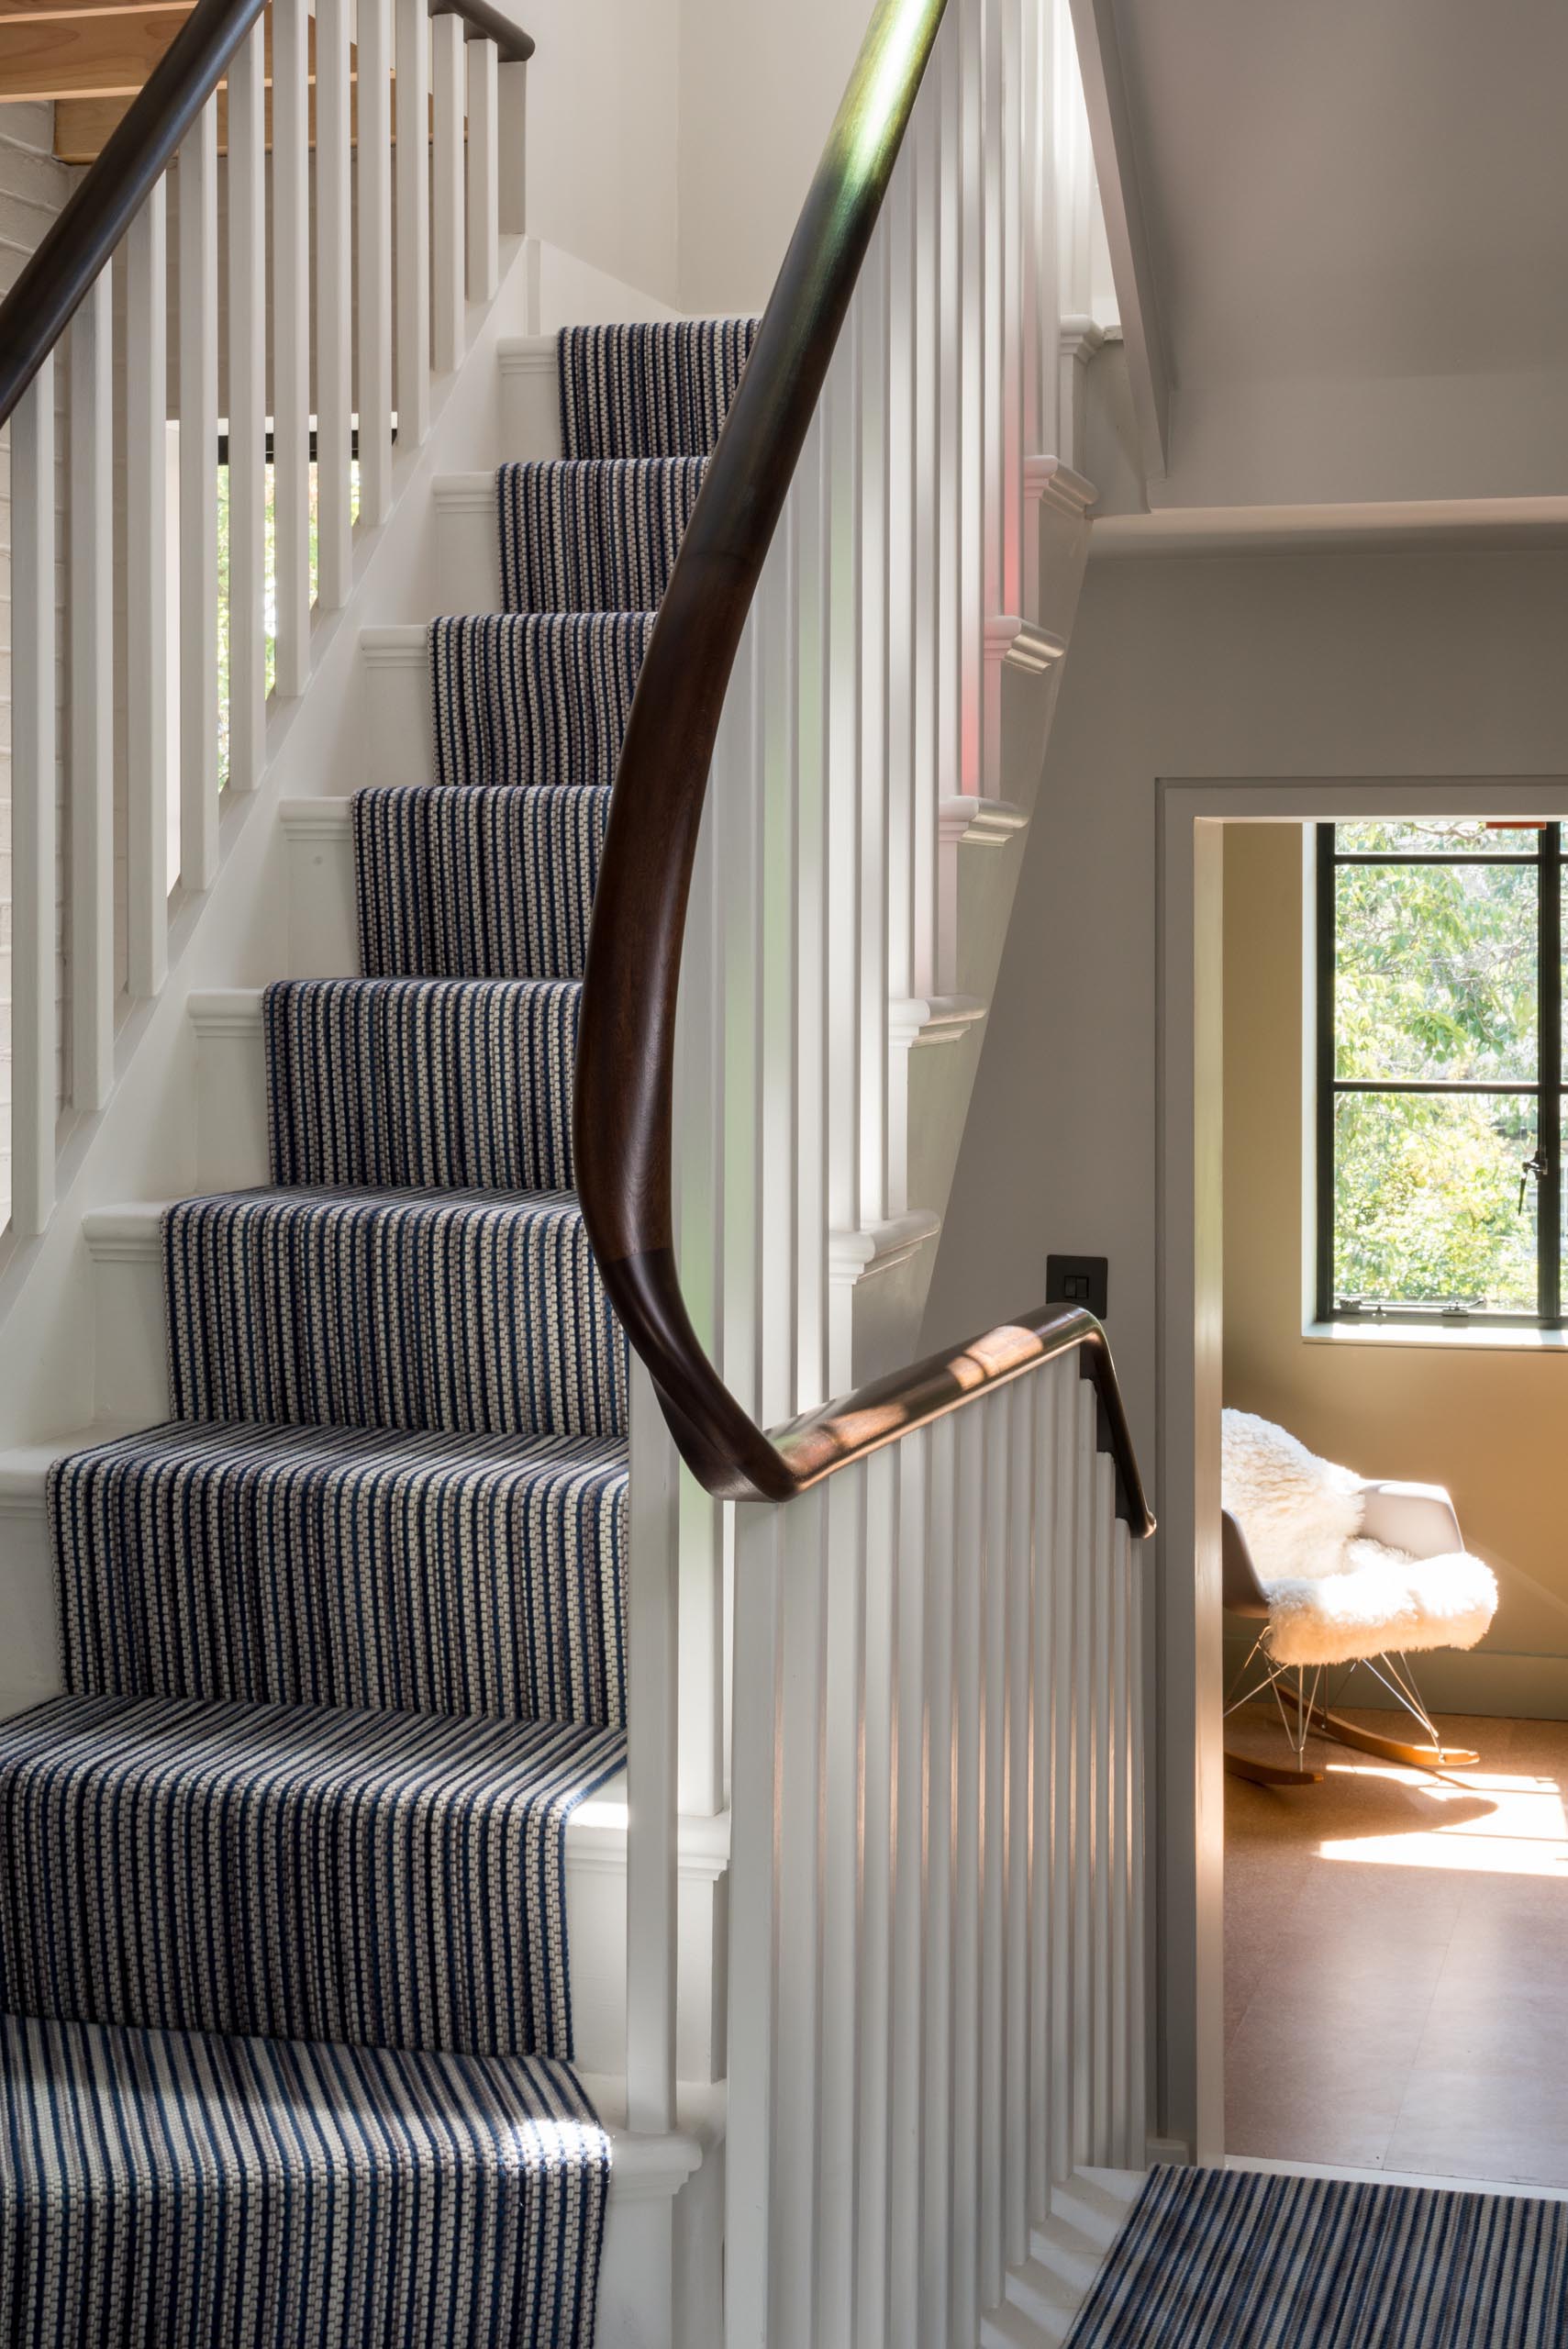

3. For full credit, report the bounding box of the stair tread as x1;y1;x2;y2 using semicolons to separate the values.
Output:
0;2008;609;2348
0;1689;625;2057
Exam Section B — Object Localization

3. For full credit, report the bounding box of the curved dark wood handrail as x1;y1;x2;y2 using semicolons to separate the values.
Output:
573;0;1154;1534
0;0;535;435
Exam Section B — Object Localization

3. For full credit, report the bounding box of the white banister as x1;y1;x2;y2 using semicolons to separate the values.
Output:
226;18;267;792
316;0;354;611
431;11;466;374
726;1355;1146;2346
272;0;311;696
125;184;168;998
395;0;431;445
3;0;519;1230
10;363;57;1236
356;0;395;528
177;98;219;893
68;275;114;1114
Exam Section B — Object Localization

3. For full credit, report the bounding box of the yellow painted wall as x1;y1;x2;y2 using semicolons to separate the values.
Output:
1222;820;1568;1716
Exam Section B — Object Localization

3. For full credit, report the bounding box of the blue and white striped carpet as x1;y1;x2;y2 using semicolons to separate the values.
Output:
1065;2165;1568;2347
0;313;756;2348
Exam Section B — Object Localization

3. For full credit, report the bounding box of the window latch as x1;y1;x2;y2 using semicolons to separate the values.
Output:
1519;1150;1550;1215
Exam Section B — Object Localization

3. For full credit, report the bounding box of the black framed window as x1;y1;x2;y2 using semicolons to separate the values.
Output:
1316;820;1562;1328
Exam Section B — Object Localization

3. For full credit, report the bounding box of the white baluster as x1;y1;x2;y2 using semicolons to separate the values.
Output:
856;227;891;1231
957;0;984;806
1005;1375;1036;2262
1109;1500;1132;2163
272;0;311;693
982;0;1008;752
950;1403;983;2335
824;329;862;1390
395;0;431;446
979;1386;1011;2310
69;275;114;1113
496;55;528;234
1023;0;1062;467
818;1467;867;2341
1126;1519;1148;2167
226;18;267;789
356;0;395;528
888;1430;930;2346
920;1413;955;2348
856;1444;898;2345
178;98;218;892
717;618;762;1413
467;37;500;301
431;11;465;373
1051;1362;1083;2187
727;1500;784;2349
935;10;963;926
910;58;941;1006
626;1359;680;2135
773;1483;828;2349
758;497;801;1427
126;184;168;997
1090;1448;1114;2160
884;136;916;1040
1031;1360;1065;2213
11;363;56;1233
794;413;829;1409
317;0;353;608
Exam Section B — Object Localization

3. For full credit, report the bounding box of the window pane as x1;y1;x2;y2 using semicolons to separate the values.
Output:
1334;861;1538;1082
1335;819;1544;857
1332;1091;1539;1311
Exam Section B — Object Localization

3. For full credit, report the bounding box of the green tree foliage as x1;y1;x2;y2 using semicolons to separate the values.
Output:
1330;823;1546;1310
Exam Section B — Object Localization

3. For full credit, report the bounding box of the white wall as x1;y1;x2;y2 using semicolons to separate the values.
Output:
674;0;864;316
922;535;1568;2145
518;0;684;307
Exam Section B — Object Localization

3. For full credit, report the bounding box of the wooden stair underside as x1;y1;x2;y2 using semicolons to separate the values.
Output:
0;5;450;159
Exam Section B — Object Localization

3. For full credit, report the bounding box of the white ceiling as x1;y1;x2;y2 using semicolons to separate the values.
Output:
1112;0;1568;390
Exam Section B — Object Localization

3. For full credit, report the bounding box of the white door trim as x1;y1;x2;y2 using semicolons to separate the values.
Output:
1155;773;1568;2163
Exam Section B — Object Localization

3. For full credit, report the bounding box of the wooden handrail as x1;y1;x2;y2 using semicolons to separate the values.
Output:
573;0;1154;1533
0;0;534;434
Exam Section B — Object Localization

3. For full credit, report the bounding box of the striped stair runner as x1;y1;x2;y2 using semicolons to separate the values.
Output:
0;315;755;2349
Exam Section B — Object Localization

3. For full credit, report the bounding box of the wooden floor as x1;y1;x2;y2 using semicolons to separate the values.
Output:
1225;1705;1568;2187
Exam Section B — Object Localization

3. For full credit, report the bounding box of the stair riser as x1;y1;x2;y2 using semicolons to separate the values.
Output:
264;979;581;1193
435;481;504;612
86;1204;628;1442
0;1499;60;1723
362;636;432;791
282;803;361;980
499;338;564;464
193;1004;271;1191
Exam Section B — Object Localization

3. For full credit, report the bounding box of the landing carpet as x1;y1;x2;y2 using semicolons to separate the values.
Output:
1064;2165;1568;2347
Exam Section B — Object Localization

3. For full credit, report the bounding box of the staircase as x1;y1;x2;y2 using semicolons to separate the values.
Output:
0;0;1155;2343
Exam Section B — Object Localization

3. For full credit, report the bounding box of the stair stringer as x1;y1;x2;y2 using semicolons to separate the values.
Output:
0;238;678;1461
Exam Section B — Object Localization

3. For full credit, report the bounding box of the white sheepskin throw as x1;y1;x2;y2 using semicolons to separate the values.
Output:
1221;1409;1362;1583
1222;1410;1498;1667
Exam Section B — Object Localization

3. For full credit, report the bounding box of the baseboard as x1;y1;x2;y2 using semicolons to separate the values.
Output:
1223;1631;1568;1724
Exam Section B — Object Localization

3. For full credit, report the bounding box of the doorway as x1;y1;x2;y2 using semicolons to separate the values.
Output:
1157;776;1568;2176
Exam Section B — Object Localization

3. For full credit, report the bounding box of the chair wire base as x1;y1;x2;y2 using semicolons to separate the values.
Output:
1225;1639;1458;1775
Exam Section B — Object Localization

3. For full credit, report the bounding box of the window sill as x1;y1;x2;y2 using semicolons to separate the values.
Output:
1304;1319;1568;1353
